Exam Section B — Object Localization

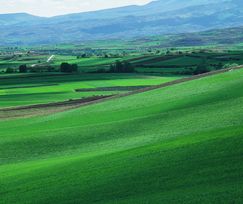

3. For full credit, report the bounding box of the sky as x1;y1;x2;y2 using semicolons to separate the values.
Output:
0;0;153;17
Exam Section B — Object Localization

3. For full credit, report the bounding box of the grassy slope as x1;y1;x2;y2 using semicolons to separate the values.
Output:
1;69;243;203
0;74;179;108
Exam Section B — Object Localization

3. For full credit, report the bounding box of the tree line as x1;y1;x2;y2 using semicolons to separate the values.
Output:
4;62;79;73
4;60;136;74
109;61;134;73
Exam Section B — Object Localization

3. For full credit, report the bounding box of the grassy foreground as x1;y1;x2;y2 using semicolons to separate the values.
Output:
1;69;243;203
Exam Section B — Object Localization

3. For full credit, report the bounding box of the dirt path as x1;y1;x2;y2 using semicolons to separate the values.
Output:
0;95;112;120
0;95;112;112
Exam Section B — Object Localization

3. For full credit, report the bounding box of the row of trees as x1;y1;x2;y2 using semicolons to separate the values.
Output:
4;63;79;74
4;61;136;74
193;60;226;75
4;58;236;75
109;61;135;73
19;64;28;73
60;63;78;73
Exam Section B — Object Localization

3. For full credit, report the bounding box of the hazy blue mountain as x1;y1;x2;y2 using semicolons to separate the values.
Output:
156;26;243;47
0;13;44;26
0;0;243;45
50;0;223;21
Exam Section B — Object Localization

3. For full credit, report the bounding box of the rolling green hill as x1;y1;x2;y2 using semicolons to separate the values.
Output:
1;68;243;203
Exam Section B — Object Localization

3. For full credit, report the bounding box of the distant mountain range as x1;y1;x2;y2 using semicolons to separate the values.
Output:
1;0;243;45
156;26;243;47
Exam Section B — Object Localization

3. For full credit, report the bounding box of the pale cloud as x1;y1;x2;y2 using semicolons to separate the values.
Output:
0;0;153;17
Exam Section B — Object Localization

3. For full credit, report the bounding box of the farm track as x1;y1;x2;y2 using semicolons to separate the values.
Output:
0;95;112;120
1;66;242;120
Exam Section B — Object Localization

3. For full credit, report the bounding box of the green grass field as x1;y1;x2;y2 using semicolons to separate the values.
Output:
0;73;180;108
1;68;243;203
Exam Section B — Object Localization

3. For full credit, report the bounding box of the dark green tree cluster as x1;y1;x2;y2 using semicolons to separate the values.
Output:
215;62;223;70
19;64;27;73
77;54;88;59
60;63;78;73
110;61;134;73
194;59;210;75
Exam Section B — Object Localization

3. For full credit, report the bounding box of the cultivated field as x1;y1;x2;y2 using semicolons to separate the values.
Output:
1;47;243;74
0;73;180;108
0;73;181;119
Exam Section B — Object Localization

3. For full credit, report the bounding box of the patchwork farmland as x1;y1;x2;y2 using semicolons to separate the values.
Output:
1;63;243;203
1;37;243;204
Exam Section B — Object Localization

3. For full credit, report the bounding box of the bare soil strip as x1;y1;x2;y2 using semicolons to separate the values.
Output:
0;95;112;120
1;95;112;111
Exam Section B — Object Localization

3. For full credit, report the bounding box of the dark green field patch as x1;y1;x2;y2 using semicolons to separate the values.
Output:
75;85;152;92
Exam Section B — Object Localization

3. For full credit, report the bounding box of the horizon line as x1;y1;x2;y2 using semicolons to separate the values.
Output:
0;1;155;18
